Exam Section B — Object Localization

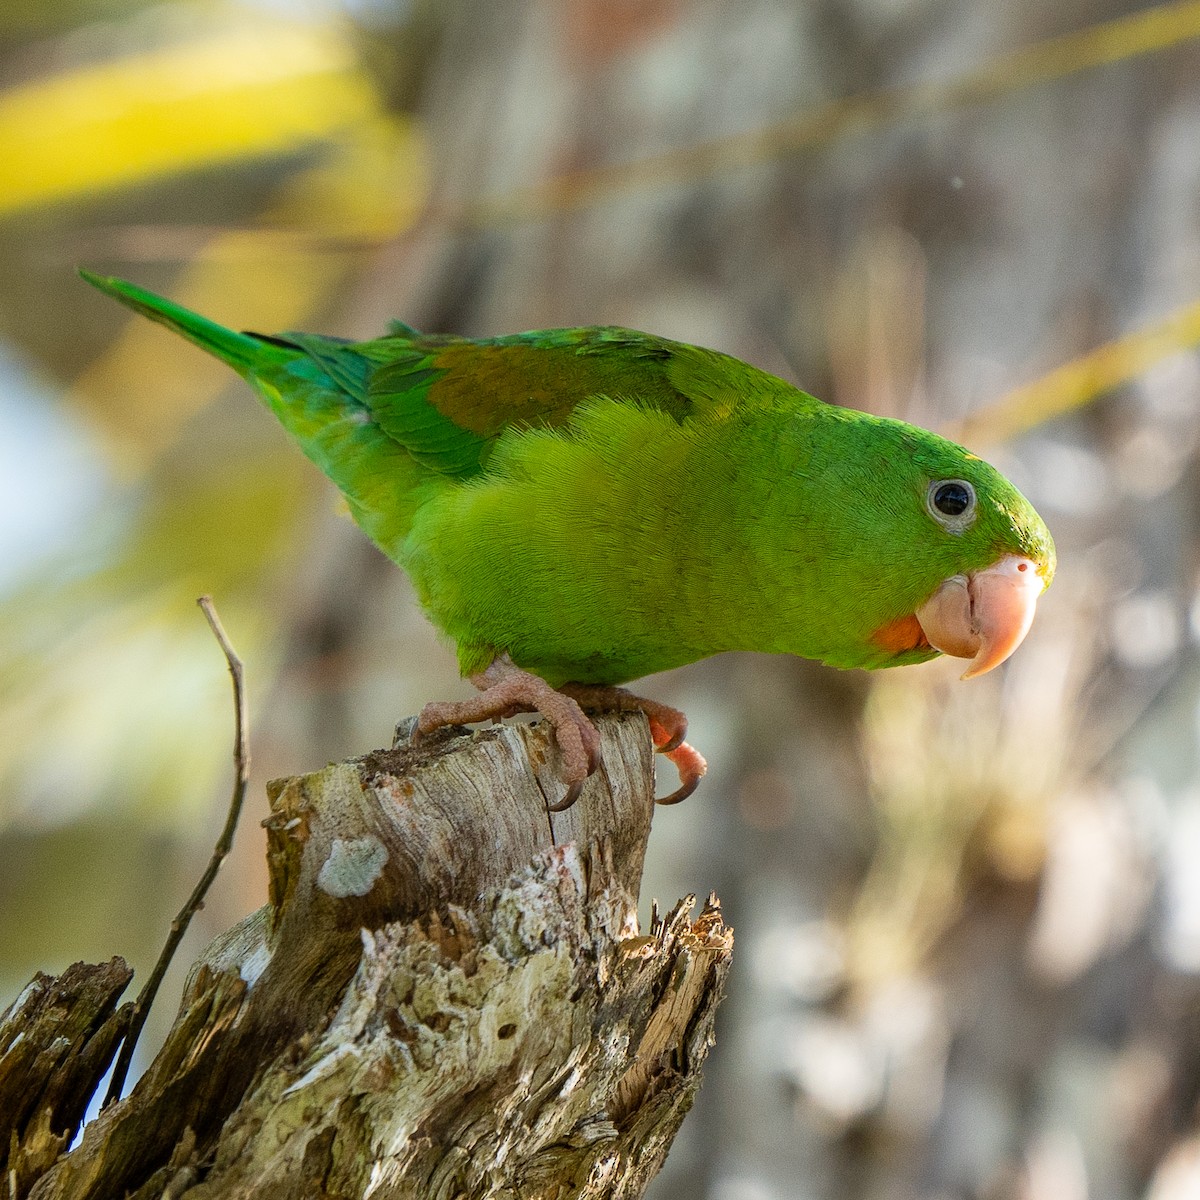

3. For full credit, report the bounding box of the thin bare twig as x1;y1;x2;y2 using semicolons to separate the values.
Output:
103;595;250;1107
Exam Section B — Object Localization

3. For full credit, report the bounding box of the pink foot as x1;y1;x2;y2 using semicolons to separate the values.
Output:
559;683;702;804
417;656;601;811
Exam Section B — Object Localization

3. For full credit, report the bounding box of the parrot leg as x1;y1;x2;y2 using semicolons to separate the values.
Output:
415;656;601;811
557;684;707;805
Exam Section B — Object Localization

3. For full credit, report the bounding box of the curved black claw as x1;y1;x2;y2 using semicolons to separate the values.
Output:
655;776;701;806
546;776;586;812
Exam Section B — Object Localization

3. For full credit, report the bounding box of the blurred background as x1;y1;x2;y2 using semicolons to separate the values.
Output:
1;0;1199;1196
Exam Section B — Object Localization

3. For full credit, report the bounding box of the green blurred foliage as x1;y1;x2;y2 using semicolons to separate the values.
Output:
0;0;143;40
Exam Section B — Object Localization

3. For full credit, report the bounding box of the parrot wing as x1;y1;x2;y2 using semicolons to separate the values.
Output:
275;325;814;478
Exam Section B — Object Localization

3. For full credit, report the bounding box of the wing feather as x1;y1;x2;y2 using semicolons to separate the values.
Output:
275;324;811;478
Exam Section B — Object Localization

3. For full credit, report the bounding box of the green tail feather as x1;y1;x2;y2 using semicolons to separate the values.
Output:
79;270;285;377
82;269;436;557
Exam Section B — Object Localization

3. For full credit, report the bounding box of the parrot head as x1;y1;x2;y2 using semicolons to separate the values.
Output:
832;416;1056;679
787;410;1060;676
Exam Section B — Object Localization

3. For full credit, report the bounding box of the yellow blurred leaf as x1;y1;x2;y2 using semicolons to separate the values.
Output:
268;114;428;241
955;296;1200;444
0;18;381;214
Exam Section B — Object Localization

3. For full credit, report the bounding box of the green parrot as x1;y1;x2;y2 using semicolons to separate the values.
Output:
81;271;1055;808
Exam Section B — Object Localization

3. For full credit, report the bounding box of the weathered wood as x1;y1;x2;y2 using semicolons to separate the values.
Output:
0;958;133;1196
10;713;731;1199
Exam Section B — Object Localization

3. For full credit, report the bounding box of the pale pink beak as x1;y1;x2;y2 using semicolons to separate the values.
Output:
915;555;1045;679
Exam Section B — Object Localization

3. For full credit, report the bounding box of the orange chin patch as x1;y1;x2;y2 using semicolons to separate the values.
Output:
870;613;932;654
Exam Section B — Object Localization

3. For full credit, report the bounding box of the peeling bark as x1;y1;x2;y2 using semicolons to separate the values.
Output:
6;713;732;1199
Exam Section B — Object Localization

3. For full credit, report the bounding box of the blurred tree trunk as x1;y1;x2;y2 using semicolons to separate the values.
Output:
1;714;731;1199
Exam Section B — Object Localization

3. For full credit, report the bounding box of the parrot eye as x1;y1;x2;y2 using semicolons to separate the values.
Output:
927;479;976;531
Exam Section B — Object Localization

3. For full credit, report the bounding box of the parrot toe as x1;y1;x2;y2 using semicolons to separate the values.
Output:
557;683;698;803
558;684;689;752
416;656;600;811
655;741;708;805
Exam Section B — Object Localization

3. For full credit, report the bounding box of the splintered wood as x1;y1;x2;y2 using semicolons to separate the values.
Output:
3;713;732;1200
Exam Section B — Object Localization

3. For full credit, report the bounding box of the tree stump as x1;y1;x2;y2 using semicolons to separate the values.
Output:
1;713;733;1199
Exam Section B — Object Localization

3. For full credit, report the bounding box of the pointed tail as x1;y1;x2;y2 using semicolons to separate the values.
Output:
79;270;286;377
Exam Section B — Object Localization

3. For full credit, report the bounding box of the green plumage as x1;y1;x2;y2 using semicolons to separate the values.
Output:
81;271;1055;687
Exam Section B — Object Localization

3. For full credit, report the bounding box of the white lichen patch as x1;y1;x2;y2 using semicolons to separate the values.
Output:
239;941;273;986
317;836;389;898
